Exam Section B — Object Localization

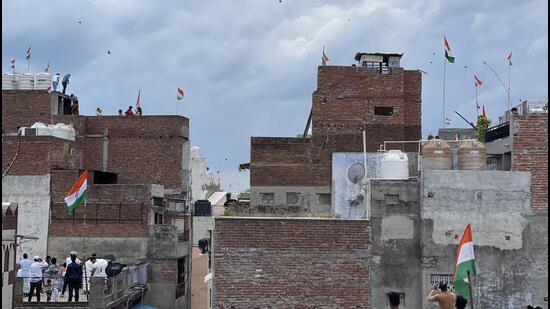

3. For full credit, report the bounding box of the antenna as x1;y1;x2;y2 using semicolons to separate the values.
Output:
454;111;477;129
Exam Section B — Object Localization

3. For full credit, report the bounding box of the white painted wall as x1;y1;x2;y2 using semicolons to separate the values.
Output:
2;175;51;260
190;146;220;202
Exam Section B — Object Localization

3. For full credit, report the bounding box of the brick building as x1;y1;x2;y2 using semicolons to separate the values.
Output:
250;53;421;215
213;217;370;308
2;90;192;308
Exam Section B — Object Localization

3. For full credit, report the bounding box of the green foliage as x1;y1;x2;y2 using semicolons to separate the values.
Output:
223;209;236;216
476;115;491;142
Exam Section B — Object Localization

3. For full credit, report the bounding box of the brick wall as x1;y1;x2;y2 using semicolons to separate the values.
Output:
2;136;81;175
2;90;52;134
48;169;151;237
251;65;422;188
2;89;189;189
214;218;370;308
512;114;548;211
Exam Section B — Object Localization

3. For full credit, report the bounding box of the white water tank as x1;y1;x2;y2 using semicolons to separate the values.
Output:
2;73;18;89
18;73;35;90
30;122;52;136
380;150;409;179
51;123;76;141
35;73;52;90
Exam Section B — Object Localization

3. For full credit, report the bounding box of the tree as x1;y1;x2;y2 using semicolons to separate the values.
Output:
476;115;491;142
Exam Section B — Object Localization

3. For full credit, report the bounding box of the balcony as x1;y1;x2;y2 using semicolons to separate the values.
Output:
13;264;148;308
485;122;510;143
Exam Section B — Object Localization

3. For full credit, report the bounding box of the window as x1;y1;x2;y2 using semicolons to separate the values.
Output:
375;107;394;116
154;212;164;224
385;194;399;205
260;193;275;205
176;257;187;298
386;292;405;307
286;192;301;205
317;193;331;205
430;274;453;289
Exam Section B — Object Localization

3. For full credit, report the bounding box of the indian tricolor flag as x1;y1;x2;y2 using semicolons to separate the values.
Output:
444;36;455;63
321;46;329;66
452;224;477;300
64;170;88;215
177;87;184;100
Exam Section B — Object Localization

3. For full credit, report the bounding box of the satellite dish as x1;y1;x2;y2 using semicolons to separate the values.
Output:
347;163;365;184
105;263;124;277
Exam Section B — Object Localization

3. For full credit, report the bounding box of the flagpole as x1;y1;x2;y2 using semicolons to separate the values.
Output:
508;59;511;111
176;98;179;115
442;52;447;127
475;83;479;118
467;270;475;309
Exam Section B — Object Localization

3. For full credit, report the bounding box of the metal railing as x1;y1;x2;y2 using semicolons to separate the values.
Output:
14;264;148;307
485;122;510;142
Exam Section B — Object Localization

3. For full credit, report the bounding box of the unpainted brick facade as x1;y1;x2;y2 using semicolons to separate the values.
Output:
251;65;421;188
512;114;548;211
213;218;370;308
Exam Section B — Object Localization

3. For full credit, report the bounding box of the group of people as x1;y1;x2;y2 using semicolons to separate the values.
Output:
96;105;142;116
52;73;71;94
118;105;142;116
16;251;110;303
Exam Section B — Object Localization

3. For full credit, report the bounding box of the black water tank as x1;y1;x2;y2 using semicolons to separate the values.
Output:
194;200;211;216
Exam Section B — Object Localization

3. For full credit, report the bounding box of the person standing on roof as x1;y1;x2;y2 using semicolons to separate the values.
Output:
52;73;61;92
62;73;70;94
125;106;134;116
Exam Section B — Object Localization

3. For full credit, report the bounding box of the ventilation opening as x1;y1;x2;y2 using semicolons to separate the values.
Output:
375;107;394;116
260;193;275;205
286;192;301;205
430;274;453;289
317;193;331;205
385;194;399;205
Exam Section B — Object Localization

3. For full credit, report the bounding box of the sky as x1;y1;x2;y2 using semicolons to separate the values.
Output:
2;0;548;193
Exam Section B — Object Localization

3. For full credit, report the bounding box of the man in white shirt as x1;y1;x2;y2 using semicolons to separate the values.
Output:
16;253;33;295
52;73;61;92
28;256;48;302
83;254;98;293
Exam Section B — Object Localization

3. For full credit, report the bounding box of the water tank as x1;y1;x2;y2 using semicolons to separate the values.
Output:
30;122;52;136
422;139;452;170
457;140;486;170
2;73;18;90
380;150;409;179
51;123;76;141
35;73;52;90
18;73;35;90
194;200;212;216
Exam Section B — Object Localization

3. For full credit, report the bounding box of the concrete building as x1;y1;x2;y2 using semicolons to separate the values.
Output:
2;89;192;308
190;146;221;202
249;52;421;216
2;203;18;309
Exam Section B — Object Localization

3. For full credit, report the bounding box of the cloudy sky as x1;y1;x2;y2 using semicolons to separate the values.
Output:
3;0;548;192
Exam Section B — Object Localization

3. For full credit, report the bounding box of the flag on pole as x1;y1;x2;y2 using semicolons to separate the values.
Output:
136;89;141;108
474;75;483;87
321;46;329;66
507;51;512;66
64;170;88;215
177;87;184;100
10;58;16;69
444;36;455;63
45;62;50;73
452;224;477;300
482;106;487;119
26;46;32;60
